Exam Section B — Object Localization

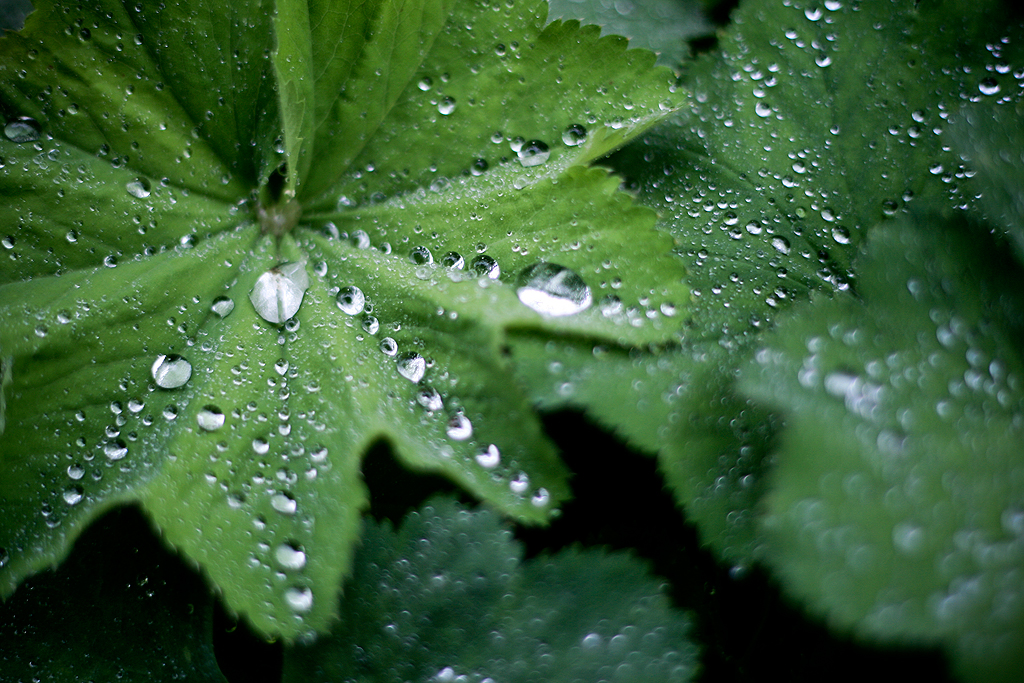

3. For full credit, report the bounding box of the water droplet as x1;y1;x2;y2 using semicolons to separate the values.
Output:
409;246;433;265
561;124;587;146
197;405;225;431
396;353;426;383
0;548;8;568
285;586;313;612
979;78;1000;96
379;337;398;356
151;354;192;389
438;96;456;115
253;437;270;455
126;177;151;198
211;296;235;318
510;472;530;494
772;236;791;254
3;117;40;143
416;387;443;412
271;491;297;515
475;444;500;469
250;261;309;324
362;315;380;335
67;464;85;480
516;262;592;316
446;413;473;440
63;487;83;506
517;140;550;167
441;251;465;269
531;488;550;507
274;542;307;570
417;76;433;91
470;254;500;279
104;439;128;461
336;286;366;315
831;226;851;245
892;522;925;554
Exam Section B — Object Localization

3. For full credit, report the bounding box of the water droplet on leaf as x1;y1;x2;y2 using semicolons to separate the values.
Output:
3;117;40;143
446;413;473;440
396;353;426;383
517;140;550;167
475;444;501;469
151;354;192;389
211;296;235;318
336;286;366;315
274;542;307;570
516;262;592;316
250;262;309;324
197;405;225;431
470;255;501;279
285;586;313;612
561;123;587;146
126;177;151;198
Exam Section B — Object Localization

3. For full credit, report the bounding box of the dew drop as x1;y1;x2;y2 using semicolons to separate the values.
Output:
416;387;443;412
63;487;84;506
441;251;465;269
250;261;309;324
517;140;550;167
831;226;851;245
274;542;307;570
438;97;456;115
409;246;433;265
396;353;426;383
362;315;380;335
561;123;587;146
151;354;192;389
446;413;473;440
516;262;592;316
126;177;151;198
771;236;791;254
3;117;40;143
285;586;313;612
335;286;366;315
531;488;550;507
510;472;530;494
104;439;128;461
197;405;225;431
253;437;270;455
470;254;501;279
379;337;398;356
979;78;1001;96
475;444;501;469
67;464;85;480
211;296;235;318
271;491;297;515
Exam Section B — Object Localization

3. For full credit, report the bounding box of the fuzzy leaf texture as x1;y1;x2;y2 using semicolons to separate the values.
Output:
283;497;700;683
0;0;684;639
739;214;1024;683
513;0;1024;567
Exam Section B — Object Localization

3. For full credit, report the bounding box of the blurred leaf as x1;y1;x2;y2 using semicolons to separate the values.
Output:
546;0;713;66
0;507;226;683
283;497;700;683
513;0;1024;564
740;215;1024;683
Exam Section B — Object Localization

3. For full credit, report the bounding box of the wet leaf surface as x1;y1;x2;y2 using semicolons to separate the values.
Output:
0;0;682;639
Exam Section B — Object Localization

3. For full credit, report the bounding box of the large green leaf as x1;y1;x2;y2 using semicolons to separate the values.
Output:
738;215;1024;683
512;0;1024;564
0;507;227;682
283;497;700;682
0;0;683;639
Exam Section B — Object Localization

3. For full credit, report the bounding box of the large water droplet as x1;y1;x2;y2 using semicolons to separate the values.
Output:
126;177;151;198
63;487;84;506
416;387;443;412
285;586;313;612
441;251;465;269
380;337;398;356
446;413;473;440
197;405;225;431
336;286;366;315
274;542;307;570
250;261;309;324
3;117;40;143
271;491;297;515
362;315;380;335
211;296;235;318
437;97;456;115
517;140;550;167
516;262;592;316
409;246;433;265
471;255;500;279
151;354;192;389
104;439;128;461
396;353;426;383
475;444;501;469
561;124;587;146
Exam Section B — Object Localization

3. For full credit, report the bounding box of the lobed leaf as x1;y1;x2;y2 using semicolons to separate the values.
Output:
283;497;700;683
739;215;1024;683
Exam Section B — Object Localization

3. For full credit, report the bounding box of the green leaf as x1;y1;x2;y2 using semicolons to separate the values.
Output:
513;0;1024;563
949;100;1024;265
739;215;1024;683
1;0;682;640
547;0;713;67
282;497;700;683
0;507;226;682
